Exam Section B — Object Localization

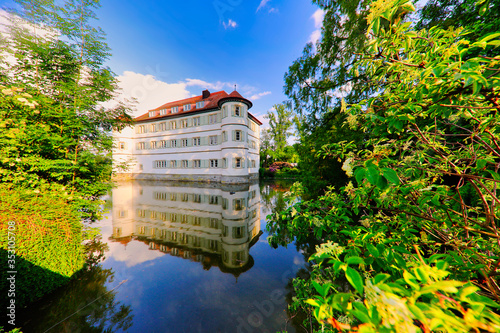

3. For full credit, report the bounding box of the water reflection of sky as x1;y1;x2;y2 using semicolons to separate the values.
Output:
99;180;305;332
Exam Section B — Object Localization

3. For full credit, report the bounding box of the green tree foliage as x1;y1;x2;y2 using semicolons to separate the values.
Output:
260;103;297;166
270;0;500;331
284;1;373;191
417;0;500;48
0;0;132;221
265;103;294;153
0;0;131;313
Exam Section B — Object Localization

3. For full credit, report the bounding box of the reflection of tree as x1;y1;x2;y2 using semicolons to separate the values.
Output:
259;181;293;216
17;239;133;333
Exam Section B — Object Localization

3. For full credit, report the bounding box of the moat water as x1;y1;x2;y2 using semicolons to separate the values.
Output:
17;180;306;333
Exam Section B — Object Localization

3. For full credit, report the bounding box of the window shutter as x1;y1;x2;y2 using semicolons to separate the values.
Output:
232;130;236;141
232;158;236;168
231;105;235;116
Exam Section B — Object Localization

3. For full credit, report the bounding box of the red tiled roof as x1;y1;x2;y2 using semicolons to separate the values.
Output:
134;90;256;123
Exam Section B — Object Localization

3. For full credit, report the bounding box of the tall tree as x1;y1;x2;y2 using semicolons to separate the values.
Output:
1;1;132;220
269;0;500;330
265;103;294;153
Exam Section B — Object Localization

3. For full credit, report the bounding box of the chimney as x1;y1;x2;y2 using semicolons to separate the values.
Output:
202;89;210;99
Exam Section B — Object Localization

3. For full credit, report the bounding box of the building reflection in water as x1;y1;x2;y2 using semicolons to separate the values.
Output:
110;180;262;277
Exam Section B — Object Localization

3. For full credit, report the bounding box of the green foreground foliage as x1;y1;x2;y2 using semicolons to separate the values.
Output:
0;184;85;308
0;0;131;312
270;0;500;331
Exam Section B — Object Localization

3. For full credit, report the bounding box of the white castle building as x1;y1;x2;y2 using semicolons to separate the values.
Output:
113;89;262;184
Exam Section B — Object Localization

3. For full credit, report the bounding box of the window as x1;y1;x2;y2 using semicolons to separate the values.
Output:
180;119;188;128
184;104;191;111
209;218;218;228
154;160;167;169
234;105;241;117
149;111;155;117
181;193;189;202
160;109;167;116
209;113;217;124
233;226;245;239
209;135;218;145
139;164;143;170
210;159;219;168
150;124;157;132
182;160;188;168
181;139;188;147
118;142;125;150
136;125;146;134
151;141;157;149
222;131;227;142
160;140;167;148
196;101;204;108
138;142;146;150
193;117;200;126
234;198;245;210
171;139;177;148
171;106;178;113
193;160;201;168
170;193;177;201
193;194;201;202
251;141;256;149
252;160;256;168
193;137;201;146
235;130;242;141
223;158;227;168
235;157;242;168
209;195;219;205
159;122;167;131
170;121;177;129
170;160;177;168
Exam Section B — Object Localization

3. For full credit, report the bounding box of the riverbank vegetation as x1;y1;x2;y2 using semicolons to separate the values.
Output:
269;0;500;331
0;0;131;311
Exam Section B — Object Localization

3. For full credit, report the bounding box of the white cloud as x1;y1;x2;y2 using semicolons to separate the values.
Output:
112;71;192;118
111;71;268;119
309;9;325;45
249;91;271;101
256;0;271;12
222;19;237;29
268;7;278;14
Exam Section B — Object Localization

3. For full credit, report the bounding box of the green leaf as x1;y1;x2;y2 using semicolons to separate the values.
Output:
367;244;380;257
346;256;365;265
382;167;400;185
366;166;379;185
305;299;320;307
346;267;364;294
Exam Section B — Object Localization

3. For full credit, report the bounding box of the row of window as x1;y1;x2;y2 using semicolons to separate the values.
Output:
152;191;258;207
148;101;206;118
137;105;257;135
133;131;258;150
153;158;257;169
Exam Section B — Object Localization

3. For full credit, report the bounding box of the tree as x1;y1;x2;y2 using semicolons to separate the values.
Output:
1;0;132;221
269;0;500;330
265;103;294;154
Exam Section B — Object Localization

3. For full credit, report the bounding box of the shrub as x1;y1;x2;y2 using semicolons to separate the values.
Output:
0;185;85;308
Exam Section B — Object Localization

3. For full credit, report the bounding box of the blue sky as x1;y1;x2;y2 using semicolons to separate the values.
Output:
0;0;324;125
86;0;323;123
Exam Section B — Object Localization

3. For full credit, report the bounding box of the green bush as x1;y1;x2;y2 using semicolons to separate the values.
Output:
0;185;85;307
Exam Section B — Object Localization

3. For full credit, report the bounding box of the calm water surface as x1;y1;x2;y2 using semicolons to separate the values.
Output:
18;180;305;333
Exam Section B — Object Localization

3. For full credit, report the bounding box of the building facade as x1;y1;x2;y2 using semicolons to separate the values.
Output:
113;90;261;184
